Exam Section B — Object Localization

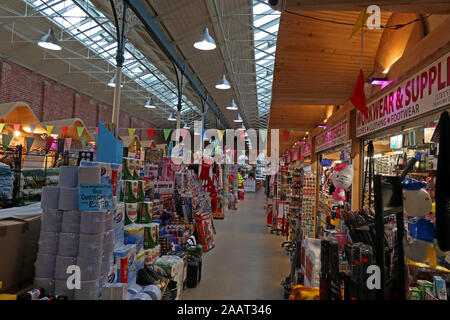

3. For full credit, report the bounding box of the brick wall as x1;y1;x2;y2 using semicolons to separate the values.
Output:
0;57;163;144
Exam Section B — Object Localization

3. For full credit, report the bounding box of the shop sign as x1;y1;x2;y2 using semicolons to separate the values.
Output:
315;119;348;153
356;52;450;137
79;183;114;210
301;142;311;158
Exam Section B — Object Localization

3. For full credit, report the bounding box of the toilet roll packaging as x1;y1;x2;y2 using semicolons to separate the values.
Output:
114;244;136;284
80;160;112;184
122;158;135;180
124;224;144;252
135;249;145;271
138;202;153;224
124;203;138;225
143;223;159;249
110;163;122;197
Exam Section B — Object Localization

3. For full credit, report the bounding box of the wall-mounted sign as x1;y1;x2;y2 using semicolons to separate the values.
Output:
301;142;311;159
315;119;348;153
79;183;114;211
321;158;333;167
356;52;450;137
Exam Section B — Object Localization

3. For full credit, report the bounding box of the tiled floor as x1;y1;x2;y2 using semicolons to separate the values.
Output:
182;190;290;300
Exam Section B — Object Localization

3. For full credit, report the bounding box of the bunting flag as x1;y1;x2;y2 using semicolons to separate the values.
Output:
96;127;99;134
350;8;370;39
25;137;35;153
77;126;84;137
46;125;54;134
218;130;225;142
13;124;20;132
0;123;4;134
62;126;69;137
146;129;154;140
80;135;86;149
2;134;12;147
283;129;290;141
168;141;173;157
128;128;136;138
260;129;268;142
238;130;246;142
180;129;188;140
65;138;72;151
29;124;37;134
163;129;171;140
254;149;258;156
351;69;369;119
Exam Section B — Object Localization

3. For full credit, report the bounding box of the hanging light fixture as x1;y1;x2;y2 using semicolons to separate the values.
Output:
234;114;243;123
193;27;216;50
215;74;231;90
144;97;156;109
167;112;176;121
108;75;123;88
226;99;238;111
38;29;62;51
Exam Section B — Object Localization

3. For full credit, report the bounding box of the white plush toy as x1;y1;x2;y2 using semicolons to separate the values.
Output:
331;163;353;204
402;178;445;267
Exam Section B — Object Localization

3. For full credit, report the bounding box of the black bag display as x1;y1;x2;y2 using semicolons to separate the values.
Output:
186;256;202;288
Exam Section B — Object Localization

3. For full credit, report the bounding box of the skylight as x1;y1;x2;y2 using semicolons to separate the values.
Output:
24;0;200;120
252;0;280;127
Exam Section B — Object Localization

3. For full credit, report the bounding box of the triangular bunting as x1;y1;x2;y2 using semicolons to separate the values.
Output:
80;135;86;149
128;128;136;138
180;129;188;140
146;129;154;140
0;123;4;133
96;127;99;134
46;125;54;134
65;138;72;151
260;129;267;142
163;129;171;140
62;126;69;137
77;126;84;137
25;137;35;153
351;69;369;119
29;124;37;134
13;124;20;132
218;130;225;142
283;130;290;141
350;8;370;39
2;134;12;147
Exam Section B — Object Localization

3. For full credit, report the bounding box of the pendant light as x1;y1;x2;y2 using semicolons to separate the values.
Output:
193;27;216;51
144;97;156;109
226;99;238;111
38;29;62;51
168;112;176;121
108;75;123;88
215;74;230;90
234;114;243;123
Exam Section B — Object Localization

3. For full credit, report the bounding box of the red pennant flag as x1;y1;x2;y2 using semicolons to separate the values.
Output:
96;127;99;134
283;130;290;141
146;129;154;140
62;126;69;137
350;69;369;119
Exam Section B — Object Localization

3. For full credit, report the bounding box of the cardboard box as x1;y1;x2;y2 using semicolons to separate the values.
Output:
0;215;41;293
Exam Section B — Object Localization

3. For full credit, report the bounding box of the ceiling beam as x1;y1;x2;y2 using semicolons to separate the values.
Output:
125;0;231;128
281;0;450;14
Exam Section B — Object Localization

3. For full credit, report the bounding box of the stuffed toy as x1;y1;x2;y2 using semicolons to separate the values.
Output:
331;163;353;203
402;178;445;268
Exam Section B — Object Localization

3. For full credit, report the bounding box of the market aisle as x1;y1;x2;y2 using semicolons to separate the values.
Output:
182;190;290;300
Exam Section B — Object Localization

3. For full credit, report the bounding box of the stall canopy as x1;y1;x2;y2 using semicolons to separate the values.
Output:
0;101;46;136
40;118;94;143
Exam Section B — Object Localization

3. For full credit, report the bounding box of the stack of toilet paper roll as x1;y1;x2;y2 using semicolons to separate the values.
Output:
35;165;115;300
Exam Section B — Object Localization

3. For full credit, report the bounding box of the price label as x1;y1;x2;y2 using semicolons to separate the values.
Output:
79;183;114;211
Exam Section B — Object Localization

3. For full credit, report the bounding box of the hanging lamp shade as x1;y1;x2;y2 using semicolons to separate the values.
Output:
168;112;176;121
108;75;123;88
38;29;62;51
234;114;243;123
226;99;238;111
144;97;156;108
193;27;216;50
215;74;231;90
